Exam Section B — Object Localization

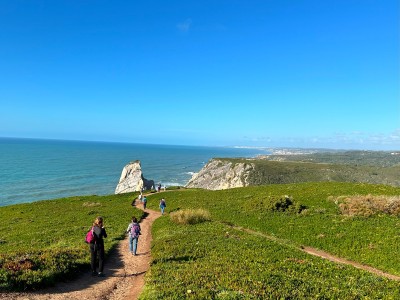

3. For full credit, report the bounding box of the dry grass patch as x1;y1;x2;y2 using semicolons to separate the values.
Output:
82;202;101;207
329;194;400;217
170;209;211;225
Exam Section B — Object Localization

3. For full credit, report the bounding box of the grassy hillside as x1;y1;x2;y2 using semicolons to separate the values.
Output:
2;182;400;298
0;192;142;290
262;150;400;167
141;182;400;299
216;157;400;187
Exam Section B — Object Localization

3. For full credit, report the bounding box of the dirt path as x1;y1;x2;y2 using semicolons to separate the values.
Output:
0;200;161;300
235;226;400;281
2;202;399;299
302;246;400;281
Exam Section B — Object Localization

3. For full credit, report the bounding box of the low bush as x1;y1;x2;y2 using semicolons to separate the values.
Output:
266;195;306;213
0;249;85;290
166;186;182;190
330;194;400;216
244;195;306;214
170;209;211;225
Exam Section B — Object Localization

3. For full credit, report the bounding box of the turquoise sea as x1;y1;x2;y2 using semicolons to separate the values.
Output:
0;138;267;207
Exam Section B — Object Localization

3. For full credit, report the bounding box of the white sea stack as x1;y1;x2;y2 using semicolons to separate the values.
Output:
115;160;154;194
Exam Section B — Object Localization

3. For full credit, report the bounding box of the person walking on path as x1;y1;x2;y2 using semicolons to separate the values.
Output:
89;216;108;277
159;198;166;215
142;196;147;210
126;216;141;256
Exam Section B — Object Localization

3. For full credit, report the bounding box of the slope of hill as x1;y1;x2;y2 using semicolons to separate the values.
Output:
260;150;400;167
186;154;400;189
140;182;400;299
2;182;400;298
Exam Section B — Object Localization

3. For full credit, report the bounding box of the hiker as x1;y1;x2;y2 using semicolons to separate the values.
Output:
126;216;141;256
89;216;107;277
143;196;147;210
157;183;161;192
159;198;166;215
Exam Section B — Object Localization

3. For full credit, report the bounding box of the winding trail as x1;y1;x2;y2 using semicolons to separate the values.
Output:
1;197;400;300
0;199;161;300
234;226;400;281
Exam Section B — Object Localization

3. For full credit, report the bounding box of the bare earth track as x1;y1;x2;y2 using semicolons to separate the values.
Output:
0;200;161;300
237;226;400;281
1;197;399;300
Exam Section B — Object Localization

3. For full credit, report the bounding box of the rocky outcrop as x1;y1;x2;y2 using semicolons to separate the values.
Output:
115;160;154;194
185;159;255;190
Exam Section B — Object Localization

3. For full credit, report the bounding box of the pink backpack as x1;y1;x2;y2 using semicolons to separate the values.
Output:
85;227;96;244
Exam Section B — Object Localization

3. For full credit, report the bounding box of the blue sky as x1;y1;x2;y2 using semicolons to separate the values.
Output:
0;0;399;150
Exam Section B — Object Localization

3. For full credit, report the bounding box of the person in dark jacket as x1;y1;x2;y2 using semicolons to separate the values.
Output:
159;198;166;215
89;216;107;277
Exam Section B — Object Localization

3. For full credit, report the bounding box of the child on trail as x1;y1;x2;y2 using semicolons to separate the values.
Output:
143;196;147;210
126;216;141;256
89;216;107;277
159;198;166;215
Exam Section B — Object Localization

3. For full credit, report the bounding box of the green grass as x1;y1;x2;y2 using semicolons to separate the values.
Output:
141;182;400;298
140;213;400;299
0;192;143;290
2;181;400;298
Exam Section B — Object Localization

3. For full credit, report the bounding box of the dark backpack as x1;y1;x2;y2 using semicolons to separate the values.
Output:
131;223;141;238
85;227;96;244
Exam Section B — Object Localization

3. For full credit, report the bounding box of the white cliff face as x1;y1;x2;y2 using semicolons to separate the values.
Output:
185;159;255;190
115;161;154;194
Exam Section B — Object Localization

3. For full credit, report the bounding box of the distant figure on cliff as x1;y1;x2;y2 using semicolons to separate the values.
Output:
142;196;147;210
126;216;141;256
89;216;107;277
159;198;166;215
157;183;161;192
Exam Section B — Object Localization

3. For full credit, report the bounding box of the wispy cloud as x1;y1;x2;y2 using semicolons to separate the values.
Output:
177;18;192;32
240;129;400;150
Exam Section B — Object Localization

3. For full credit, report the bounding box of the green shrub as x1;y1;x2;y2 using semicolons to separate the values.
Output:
170;209;211;225
166;186;182;190
253;195;306;213
0;249;85;290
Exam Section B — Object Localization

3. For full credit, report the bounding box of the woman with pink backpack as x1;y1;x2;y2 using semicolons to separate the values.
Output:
88;216;107;277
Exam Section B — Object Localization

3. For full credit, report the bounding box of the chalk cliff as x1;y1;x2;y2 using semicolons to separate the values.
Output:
185;159;255;190
115;160;154;194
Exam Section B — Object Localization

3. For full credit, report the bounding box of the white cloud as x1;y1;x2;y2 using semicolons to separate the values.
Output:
240;129;400;150
177;18;192;32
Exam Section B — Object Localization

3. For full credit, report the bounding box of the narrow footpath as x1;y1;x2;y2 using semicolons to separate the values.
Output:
0;199;161;300
235;226;400;281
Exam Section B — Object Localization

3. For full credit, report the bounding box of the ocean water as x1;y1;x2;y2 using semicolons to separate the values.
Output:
0;138;267;207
